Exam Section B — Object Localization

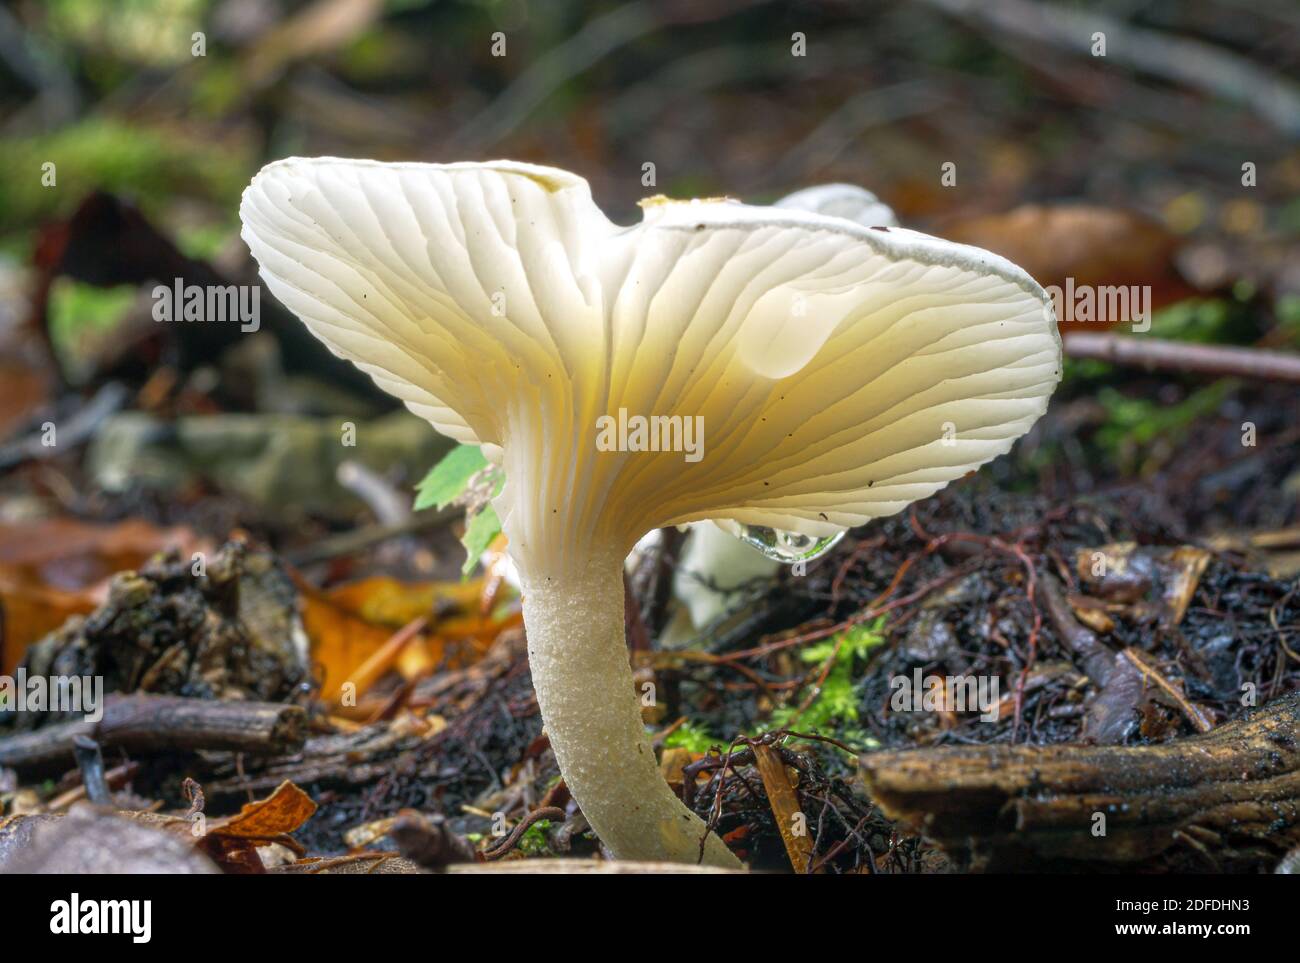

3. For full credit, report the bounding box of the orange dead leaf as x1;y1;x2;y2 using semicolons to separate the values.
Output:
0;518;206;673
297;573;518;704
211;780;317;838
323;575;483;627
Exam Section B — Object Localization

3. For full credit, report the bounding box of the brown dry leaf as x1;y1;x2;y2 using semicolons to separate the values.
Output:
0;518;206;673
659;747;693;788
0;359;50;440
275;853;422;874
325;575;483;627
299;580;409;701
941;205;1196;331
116;783;314;873
210;780;317;839
0;579;100;676
2;782;318;874
1076;542;1212;628
752;743;818;874
1208;527;1300;579
299;573;518;703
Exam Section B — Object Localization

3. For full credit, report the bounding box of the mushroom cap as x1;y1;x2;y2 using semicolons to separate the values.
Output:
774;183;899;228
241;159;1060;566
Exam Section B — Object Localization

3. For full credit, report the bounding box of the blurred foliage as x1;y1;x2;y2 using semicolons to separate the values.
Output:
0;117;249;250
663;719;722;754
46;0;206;68
46;277;135;375
1096;381;1233;460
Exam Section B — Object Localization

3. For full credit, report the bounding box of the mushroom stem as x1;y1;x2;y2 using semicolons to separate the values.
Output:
518;544;741;867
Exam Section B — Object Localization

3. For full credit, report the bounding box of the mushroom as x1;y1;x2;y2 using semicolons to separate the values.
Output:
240;158;1061;867
662;183;901;648
775;182;899;228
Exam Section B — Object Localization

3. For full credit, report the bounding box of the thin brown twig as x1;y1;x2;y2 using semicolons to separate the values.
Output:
481;806;566;861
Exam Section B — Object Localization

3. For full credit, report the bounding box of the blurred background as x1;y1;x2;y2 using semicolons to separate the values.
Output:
0;1;1298;870
0;0;1297;691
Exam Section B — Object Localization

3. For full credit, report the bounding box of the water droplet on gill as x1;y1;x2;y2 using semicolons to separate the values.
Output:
732;525;845;564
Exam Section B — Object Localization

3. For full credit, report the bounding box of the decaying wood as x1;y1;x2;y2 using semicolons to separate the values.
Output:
860;691;1300;872
0;694;306;771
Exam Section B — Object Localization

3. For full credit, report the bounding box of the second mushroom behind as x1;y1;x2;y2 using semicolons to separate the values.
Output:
240;158;1061;868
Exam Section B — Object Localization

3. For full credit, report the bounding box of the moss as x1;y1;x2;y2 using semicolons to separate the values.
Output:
0;117;249;247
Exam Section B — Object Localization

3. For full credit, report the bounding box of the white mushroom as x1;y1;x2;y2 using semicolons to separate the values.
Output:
775;182;899;228
663;183;901;646
240;158;1061;867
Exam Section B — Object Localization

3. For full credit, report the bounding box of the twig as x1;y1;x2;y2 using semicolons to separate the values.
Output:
1121;647;1215;733
1038;573;1144;744
325;614;428;704
1064;332;1300;383
286;506;454;566
481;806;566;861
71;735;110;805
336;459;411;525
0;382;128;471
0;694;307;770
456;0;774;149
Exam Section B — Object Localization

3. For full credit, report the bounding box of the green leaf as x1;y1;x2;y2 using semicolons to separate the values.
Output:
460;504;502;576
414;444;487;511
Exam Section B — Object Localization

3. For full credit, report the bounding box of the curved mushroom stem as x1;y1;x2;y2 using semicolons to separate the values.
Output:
518;544;742;868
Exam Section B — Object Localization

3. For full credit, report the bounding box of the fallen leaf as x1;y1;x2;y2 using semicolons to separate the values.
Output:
0;359;50;441
1075;542;1213;628
941;205;1197;331
297;573;518;704
211;780;317;838
0;806;219;874
753;743;818;874
0;518;205;673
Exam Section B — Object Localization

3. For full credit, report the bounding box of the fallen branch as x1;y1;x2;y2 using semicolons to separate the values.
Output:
1038;573;1143;744
1064;332;1300;383
860;691;1300;872
0;694;306;771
